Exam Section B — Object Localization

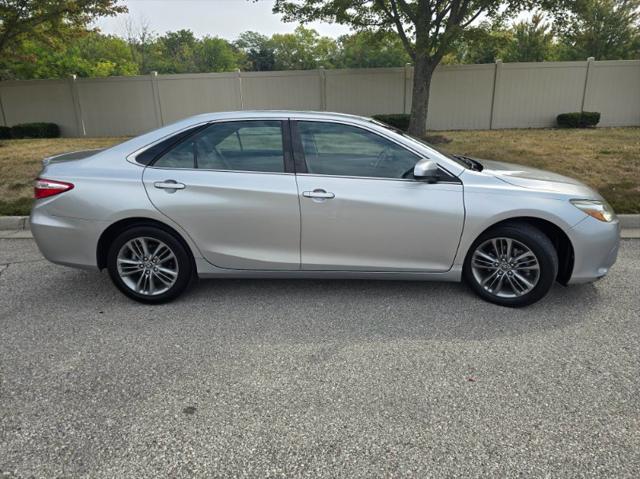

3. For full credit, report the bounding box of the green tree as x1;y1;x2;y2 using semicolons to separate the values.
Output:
142;30;242;74
335;31;411;68
0;31;137;79
504;13;557;62
453;20;513;63
270;26;338;70
274;0;534;136
155;29;198;73
0;0;126;58
123;16;156;74
235;31;276;71
552;0;640;60
195;36;242;72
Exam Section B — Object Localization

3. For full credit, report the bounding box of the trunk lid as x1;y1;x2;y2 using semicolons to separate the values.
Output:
42;149;106;166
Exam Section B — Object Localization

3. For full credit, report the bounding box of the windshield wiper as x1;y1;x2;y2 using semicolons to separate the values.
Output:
452;154;483;171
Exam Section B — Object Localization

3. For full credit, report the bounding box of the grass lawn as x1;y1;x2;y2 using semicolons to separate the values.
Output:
437;128;640;214
0;137;127;216
0;127;638;215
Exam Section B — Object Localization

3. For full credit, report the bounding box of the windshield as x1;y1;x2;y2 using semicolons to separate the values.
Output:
370;119;480;170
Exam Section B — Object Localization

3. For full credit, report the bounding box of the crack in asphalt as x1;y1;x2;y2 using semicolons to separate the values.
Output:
0;259;46;266
0;259;46;279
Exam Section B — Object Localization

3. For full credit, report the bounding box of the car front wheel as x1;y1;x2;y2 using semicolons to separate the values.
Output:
463;223;559;307
107;226;193;304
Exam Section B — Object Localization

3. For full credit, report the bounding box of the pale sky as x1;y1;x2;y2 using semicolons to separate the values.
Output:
94;0;352;41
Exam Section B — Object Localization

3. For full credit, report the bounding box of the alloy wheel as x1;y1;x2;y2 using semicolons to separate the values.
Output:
470;237;540;298
116;236;179;296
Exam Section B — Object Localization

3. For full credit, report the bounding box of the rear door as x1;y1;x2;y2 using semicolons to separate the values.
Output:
292;120;464;272
143;119;301;270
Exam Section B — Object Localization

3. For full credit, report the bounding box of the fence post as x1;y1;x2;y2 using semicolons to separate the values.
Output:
489;59;503;130
68;74;86;137
0;88;6;126
581;57;595;112
150;71;164;127
235;69;244;109
319;66;327;111
403;63;412;114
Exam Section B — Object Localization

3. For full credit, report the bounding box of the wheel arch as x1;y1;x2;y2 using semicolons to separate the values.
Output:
97;217;197;271
466;216;575;285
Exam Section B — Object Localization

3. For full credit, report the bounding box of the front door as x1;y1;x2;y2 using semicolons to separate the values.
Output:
293;120;464;272
143;119;300;270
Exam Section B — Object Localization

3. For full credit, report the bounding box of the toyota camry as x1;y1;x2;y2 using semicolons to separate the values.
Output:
31;111;620;307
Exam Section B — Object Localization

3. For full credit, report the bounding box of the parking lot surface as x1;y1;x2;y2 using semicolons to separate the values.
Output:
1;238;639;478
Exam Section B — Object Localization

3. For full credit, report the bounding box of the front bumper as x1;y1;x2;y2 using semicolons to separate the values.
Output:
567;215;620;284
30;207;106;270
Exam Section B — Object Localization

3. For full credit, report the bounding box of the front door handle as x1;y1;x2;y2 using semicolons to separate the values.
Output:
154;180;185;190
303;189;335;200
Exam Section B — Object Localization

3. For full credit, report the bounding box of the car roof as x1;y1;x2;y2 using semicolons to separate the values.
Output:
185;110;371;123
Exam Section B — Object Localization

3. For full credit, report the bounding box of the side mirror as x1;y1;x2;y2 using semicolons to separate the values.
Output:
413;159;439;183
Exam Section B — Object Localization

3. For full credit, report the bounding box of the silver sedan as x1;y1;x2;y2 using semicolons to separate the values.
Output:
31;111;620;307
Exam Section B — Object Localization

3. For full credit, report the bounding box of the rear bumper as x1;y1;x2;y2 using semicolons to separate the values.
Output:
567;216;620;284
30;207;106;270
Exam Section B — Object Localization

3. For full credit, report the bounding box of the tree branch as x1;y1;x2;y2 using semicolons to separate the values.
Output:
382;0;416;58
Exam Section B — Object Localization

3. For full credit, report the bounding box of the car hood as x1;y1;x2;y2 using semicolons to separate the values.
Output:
478;159;601;199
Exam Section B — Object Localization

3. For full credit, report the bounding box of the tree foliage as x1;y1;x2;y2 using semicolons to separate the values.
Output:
1;31;137;79
455;13;557;63
273;0;532;134
552;0;640;60
1;0;637;89
335;31;411;68
0;0;126;56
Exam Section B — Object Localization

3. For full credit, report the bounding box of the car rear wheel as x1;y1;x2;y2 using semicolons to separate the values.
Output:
463;223;558;307
107;226;193;304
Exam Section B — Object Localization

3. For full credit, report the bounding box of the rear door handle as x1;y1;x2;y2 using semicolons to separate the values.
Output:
154;180;185;190
303;189;335;199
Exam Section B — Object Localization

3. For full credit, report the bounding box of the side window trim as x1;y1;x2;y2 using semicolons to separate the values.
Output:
145;119;292;174
292;119;421;180
290;120;308;174
290;119;460;182
282;119;295;173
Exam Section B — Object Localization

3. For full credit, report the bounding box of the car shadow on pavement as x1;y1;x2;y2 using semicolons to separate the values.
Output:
173;276;600;342
1;257;603;343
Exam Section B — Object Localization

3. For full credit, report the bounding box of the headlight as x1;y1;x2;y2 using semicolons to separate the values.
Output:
570;199;616;222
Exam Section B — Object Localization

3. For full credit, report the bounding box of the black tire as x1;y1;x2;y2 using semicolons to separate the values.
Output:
463;222;558;307
107;225;193;304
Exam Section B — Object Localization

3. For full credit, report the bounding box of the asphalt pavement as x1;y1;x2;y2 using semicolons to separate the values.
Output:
1;238;639;478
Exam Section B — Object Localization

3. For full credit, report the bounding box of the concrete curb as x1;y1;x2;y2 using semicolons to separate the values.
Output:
0;216;29;231
619;214;640;229
2;214;639;233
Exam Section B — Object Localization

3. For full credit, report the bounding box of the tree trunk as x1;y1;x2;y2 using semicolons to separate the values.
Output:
407;56;437;137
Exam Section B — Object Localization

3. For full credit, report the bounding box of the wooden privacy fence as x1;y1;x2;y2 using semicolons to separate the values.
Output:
0;59;638;137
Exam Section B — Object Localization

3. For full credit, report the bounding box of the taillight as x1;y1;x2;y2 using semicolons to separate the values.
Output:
34;178;74;199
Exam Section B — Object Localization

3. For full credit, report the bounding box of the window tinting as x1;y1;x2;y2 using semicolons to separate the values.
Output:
297;121;419;179
153;120;284;173
153;139;196;168
135;125;206;166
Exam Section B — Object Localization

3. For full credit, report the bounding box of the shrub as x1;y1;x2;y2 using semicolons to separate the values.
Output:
10;122;60;139
581;111;601;127
372;114;410;131
0;197;33;216
557;111;600;128
0;126;11;140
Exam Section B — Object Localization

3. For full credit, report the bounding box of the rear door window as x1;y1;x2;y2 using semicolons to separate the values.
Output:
153;120;285;173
